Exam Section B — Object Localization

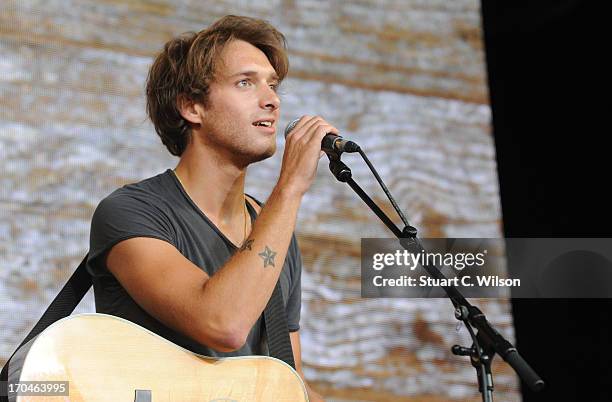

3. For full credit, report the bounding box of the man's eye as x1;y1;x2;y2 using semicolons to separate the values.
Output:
269;83;279;92
237;79;250;87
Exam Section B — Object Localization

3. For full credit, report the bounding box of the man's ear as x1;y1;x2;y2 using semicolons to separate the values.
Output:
177;95;203;125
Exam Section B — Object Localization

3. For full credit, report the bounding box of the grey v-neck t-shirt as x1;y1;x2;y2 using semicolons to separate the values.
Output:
87;169;302;357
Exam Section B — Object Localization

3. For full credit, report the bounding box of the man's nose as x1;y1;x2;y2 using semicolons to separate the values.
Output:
260;86;280;110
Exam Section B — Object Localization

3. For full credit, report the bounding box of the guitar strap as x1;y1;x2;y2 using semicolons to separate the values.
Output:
1;255;91;401
263;281;296;369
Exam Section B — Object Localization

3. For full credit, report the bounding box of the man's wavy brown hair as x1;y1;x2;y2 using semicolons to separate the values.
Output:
145;15;288;156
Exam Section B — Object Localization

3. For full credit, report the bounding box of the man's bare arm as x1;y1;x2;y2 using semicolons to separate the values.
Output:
106;184;298;352
106;116;338;352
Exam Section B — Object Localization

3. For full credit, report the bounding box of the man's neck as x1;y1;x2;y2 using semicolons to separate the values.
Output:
174;143;247;226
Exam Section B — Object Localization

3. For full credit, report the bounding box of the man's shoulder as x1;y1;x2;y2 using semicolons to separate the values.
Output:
111;169;173;196
92;169;179;226
98;169;174;205
88;170;180;277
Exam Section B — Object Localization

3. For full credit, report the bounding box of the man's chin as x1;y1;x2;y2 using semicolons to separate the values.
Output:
244;143;276;165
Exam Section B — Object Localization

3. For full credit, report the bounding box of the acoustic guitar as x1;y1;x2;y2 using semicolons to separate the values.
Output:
5;313;308;401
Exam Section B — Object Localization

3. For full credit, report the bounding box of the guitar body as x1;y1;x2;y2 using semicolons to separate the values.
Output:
7;313;308;401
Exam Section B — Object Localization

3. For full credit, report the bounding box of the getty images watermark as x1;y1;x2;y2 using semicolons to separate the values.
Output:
361;238;612;298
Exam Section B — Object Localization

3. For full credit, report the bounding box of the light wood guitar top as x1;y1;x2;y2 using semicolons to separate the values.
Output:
11;313;308;401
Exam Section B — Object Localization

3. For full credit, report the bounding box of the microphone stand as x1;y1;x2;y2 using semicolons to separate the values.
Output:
325;150;545;401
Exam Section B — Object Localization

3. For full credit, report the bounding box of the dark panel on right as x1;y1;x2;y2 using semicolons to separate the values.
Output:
481;2;612;402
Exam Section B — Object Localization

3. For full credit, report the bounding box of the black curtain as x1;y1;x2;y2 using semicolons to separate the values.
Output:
482;2;611;401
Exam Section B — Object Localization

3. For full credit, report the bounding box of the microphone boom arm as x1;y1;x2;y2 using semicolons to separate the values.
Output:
326;150;545;400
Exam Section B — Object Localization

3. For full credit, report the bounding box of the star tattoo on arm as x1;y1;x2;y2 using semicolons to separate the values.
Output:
258;245;277;268
239;238;254;252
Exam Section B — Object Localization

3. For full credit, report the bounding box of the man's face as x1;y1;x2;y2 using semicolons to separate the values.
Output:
197;39;281;166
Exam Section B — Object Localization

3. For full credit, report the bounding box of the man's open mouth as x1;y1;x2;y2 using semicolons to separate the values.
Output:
253;120;274;127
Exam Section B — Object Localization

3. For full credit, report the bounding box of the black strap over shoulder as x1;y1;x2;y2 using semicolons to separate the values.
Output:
263;281;296;369
1;255;92;401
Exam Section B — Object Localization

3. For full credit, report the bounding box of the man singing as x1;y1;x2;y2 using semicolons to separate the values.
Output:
87;15;335;401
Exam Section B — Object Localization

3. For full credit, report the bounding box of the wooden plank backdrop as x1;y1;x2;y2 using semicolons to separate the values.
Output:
0;1;518;400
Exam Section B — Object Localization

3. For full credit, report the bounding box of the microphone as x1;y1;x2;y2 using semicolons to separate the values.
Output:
284;118;360;153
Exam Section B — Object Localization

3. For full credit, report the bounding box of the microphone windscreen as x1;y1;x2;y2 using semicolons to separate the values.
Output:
284;118;300;138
